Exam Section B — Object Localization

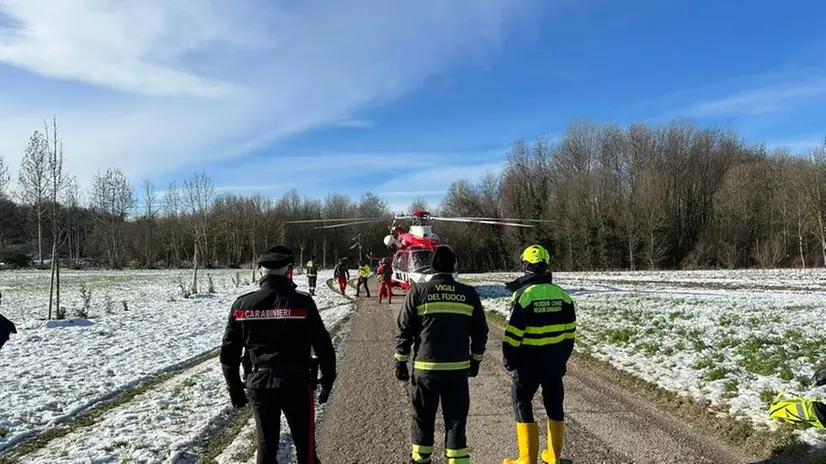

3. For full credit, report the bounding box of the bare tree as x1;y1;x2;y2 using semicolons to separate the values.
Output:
803;145;826;266
45;117;68;319
409;198;430;213
64;176;82;262
142;179;158;267
91;168;134;268
184;172;215;291
19;130;50;265
163;182;183;267
0;155;10;199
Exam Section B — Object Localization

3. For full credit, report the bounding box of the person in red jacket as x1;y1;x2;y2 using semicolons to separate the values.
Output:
377;258;394;304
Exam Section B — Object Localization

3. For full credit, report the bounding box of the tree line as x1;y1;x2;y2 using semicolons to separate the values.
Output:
1;119;825;276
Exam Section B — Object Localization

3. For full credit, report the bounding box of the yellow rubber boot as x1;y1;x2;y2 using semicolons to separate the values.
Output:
541;419;564;464
503;422;538;464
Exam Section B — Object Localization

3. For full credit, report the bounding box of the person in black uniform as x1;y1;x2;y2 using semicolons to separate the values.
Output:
220;245;336;464
395;245;489;464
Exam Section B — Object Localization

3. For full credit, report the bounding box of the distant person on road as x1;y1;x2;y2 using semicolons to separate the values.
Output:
502;245;576;464
306;255;318;296
356;260;371;297
395;245;489;464
0;310;17;352
220;245;336;464
334;259;349;294
377;258;394;304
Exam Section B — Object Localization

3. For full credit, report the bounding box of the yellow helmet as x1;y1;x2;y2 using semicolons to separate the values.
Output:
521;245;549;265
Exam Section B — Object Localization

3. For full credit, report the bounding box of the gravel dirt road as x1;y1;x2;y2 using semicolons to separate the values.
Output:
316;279;763;463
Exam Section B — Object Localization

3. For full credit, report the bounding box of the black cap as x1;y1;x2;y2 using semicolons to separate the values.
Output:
257;245;294;269
430;245;456;273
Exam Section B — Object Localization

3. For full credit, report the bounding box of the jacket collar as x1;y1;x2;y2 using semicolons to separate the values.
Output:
505;272;551;293
428;273;456;283
259;274;297;290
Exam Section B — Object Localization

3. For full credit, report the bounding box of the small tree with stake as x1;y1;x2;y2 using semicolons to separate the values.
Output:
45;116;68;320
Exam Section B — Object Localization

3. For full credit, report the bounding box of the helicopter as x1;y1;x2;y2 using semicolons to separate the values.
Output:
286;210;546;289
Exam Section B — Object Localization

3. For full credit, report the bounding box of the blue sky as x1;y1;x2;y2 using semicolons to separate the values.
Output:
1;0;825;212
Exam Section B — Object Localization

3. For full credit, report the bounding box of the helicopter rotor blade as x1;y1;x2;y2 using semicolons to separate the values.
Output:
313;219;385;229
430;217;534;227
447;217;553;223
285;217;385;224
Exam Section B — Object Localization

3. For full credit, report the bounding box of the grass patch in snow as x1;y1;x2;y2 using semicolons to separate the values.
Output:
197;407;254;464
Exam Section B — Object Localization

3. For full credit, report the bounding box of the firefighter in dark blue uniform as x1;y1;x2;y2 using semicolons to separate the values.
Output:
502;245;576;464
220;245;336;464
395;245;489;464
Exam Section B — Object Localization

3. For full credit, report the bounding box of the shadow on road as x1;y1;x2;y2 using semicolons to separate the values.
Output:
747;442;826;464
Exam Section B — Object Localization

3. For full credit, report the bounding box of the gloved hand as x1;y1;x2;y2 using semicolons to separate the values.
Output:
469;359;481;377
228;384;248;408
504;358;517;372
318;376;334;404
395;361;410;381
318;386;331;404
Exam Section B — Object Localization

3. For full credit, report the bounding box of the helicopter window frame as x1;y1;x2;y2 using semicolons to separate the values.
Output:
394;252;408;272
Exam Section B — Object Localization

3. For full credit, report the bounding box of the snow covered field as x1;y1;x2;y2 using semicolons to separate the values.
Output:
0;268;354;462
464;268;826;447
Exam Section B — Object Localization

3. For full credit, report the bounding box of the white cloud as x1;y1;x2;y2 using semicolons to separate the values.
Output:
0;0;542;191
0;0;247;97
332;119;376;129
680;79;826;118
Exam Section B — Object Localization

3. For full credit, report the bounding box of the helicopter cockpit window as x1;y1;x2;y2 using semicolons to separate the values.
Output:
394;252;407;272
410;250;432;272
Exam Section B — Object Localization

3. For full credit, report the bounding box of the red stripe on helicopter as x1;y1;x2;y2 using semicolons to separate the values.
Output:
233;308;308;320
